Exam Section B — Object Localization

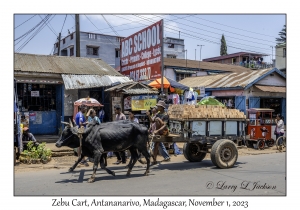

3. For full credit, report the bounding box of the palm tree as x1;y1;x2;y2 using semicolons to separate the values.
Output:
276;25;286;45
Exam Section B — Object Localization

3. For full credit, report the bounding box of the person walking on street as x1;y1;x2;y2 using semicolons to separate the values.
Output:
98;107;105;123
275;114;285;152
128;111;139;123
151;101;171;162
113;105;127;164
74;105;89;166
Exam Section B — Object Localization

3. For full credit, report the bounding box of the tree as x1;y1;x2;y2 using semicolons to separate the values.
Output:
276;25;286;45
220;34;228;56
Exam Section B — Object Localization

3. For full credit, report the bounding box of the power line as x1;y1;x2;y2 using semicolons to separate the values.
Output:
14;15;36;29
60;15;68;34
169;15;277;44
135;15;272;52
84;15;120;48
154;14;276;47
16;15;55;53
14;15;50;42
101;15;120;36
39;14;57;36
192;15;278;38
135;15;283;58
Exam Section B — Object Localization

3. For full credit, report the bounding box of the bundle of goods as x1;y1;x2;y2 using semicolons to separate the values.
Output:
168;104;246;120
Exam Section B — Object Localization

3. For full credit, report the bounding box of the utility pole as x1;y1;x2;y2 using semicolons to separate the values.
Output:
75;14;80;57
185;49;187;68
57;33;61;56
197;45;204;72
195;49;196;60
270;46;273;65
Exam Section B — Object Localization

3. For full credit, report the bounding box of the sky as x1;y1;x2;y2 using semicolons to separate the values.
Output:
14;14;285;63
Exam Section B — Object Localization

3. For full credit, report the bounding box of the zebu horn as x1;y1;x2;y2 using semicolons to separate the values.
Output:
61;121;70;125
69;118;74;127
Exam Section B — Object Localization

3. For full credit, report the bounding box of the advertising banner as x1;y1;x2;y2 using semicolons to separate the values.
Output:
131;95;158;111
120;20;163;82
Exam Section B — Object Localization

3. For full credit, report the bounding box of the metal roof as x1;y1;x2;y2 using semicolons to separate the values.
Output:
164;57;250;73
255;85;286;93
62;74;132;90
105;81;158;94
14;53;122;76
179;68;285;90
123;88;158;94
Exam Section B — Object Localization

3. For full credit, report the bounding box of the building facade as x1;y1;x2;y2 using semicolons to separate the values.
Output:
275;43;286;73
53;31;123;69
163;37;185;59
203;52;271;69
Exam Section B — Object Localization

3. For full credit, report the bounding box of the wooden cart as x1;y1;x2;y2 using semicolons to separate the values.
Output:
151;104;246;169
245;108;275;150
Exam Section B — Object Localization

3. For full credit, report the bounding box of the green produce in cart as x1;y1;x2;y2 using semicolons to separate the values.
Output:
198;96;225;107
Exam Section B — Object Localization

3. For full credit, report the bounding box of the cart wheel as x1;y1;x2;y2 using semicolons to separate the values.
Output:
210;139;238;169
183;143;207;162
276;136;286;149
266;139;275;147
257;140;265;150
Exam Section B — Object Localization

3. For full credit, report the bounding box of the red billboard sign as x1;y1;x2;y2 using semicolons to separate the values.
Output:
120;20;163;82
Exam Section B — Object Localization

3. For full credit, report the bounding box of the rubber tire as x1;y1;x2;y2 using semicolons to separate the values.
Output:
210;139;238;169
183;143;207;162
276;136;286;149
257;140;265;150
266;139;275;147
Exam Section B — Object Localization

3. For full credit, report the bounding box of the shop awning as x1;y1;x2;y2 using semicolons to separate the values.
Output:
255;85;286;93
62;74;132;90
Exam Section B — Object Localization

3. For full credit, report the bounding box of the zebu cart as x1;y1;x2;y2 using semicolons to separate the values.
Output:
151;104;247;168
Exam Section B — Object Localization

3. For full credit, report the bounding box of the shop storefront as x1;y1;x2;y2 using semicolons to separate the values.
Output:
16;82;64;135
105;82;158;127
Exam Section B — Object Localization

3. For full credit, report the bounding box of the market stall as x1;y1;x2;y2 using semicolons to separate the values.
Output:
104;82;159;127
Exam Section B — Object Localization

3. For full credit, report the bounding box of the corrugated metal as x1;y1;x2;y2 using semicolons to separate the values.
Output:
15;53;122;76
123;88;158;94
104;82;136;91
104;81;158;94
255;85;286;93
62;74;132;90
179;68;274;89
164;57;250;72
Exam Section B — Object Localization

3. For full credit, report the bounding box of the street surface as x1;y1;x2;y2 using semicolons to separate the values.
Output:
14;152;286;196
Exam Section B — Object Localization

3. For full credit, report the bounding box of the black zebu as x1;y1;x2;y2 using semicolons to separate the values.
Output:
55;119;151;183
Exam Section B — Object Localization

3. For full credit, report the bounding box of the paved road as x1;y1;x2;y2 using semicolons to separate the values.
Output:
14;153;285;196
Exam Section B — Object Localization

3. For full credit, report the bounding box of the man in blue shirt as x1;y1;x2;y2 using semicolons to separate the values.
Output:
74;105;89;166
75;105;88;127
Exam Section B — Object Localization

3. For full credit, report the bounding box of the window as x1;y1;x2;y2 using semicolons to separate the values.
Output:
176;73;191;82
70;47;74;56
87;46;99;56
115;50;120;58
70;34;73;40
88;33;97;39
167;54;176;58
63;38;65;44
283;48;286;57
168;43;174;48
